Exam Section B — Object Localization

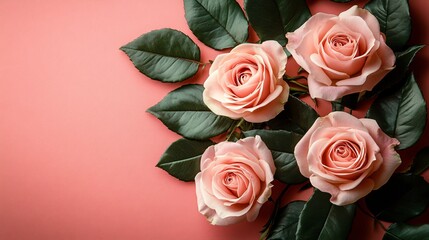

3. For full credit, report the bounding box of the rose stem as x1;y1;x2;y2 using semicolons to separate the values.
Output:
225;118;245;141
260;184;290;240
289;80;309;89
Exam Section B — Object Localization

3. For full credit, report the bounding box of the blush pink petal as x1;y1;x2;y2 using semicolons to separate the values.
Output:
197;173;241;225
333;178;375;206
377;38;396;67
318;111;368;131
260;40;287;78
244;204;264;222
336;16;377;57
209;53;228;74
340;5;381;36
294;119;326;177
306;76;351;100
310;54;350;79
320;50;365;78
360;119;401;189
196;173;222;224
247;136;276;172
203;74;244;119
310;175;375;206
241;85;288;123
286;13;336;72
257;162;275;203
336;53;382;86
309;175;340;198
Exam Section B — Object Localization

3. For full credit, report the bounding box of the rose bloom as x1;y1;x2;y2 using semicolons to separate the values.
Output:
286;6;395;101
203;41;289;123
195;136;275;225
294;112;401;206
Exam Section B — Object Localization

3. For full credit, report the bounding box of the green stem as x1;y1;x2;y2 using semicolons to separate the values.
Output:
226;118;245;141
200;61;212;70
289;80;309;89
290;87;308;93
260;185;290;240
283;75;308;82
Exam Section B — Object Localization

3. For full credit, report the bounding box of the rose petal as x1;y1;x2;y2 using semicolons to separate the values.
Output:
333;178;375;206
340;5;381;37
360;119;401;189
286;13;337;72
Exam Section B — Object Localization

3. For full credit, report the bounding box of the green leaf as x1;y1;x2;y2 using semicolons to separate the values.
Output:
266;201;306;240
244;0;311;46
366;73;427;150
267;95;319;135
364;0;411;50
243;129;307;184
296;190;356;240
147;84;237;140
184;0;248;50
383;223;429;240
366;174;429;222
410;147;429;175
366;45;424;98
156;138;213;181
120;28;200;82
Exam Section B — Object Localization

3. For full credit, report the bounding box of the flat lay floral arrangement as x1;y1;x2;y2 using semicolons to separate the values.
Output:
121;0;429;239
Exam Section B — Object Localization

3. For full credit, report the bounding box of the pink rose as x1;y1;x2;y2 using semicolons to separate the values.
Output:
203;41;289;123
195;136;275;225
286;6;395;101
294;111;401;206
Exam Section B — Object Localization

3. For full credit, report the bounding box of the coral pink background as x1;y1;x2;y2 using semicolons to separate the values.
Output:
0;0;428;239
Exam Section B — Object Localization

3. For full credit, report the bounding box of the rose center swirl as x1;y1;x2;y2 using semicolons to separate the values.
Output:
323;140;361;169
222;172;242;197
235;69;252;85
327;33;357;57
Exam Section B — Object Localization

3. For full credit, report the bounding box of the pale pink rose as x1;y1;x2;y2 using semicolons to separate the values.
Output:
195;136;275;225
294;111;401;206
286;6;395;101
203;41;289;123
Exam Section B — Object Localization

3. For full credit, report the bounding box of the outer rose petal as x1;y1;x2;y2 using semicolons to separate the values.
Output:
340;5;381;36
286;13;335;72
195;136;275;225
311;175;374;206
294;117;325;177
260;40;288;78
333;178;375;206
360;119;401;189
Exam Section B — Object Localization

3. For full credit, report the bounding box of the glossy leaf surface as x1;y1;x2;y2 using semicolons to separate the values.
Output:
184;0;248;50
121;28;200;82
157;138;213;181
148;84;237;140
365;0;411;50
296;190;356;240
